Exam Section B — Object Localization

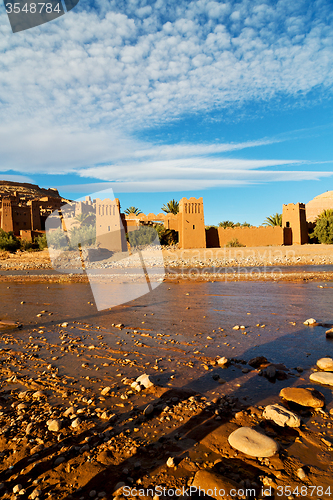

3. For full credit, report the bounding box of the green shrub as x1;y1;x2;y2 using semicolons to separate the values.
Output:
0;229;21;251
34;234;48;250
225;238;245;247
20;239;34;251
127;226;159;247
46;228;69;249
312;213;333;244
155;224;178;245
69;224;96;249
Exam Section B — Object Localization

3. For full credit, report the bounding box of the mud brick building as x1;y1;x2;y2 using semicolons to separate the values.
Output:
0;182;64;240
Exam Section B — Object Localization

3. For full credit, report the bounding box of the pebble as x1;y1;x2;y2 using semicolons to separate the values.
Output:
13;485;22;494
61;322;69;327
316;357;333;371
101;387;111;396
228;427;279;457
166;457;175;467
71;418;81;428
296;468;307;480
310;372;333;386
32;391;45;399
263;404;301;427
30;489;42;499
279;387;325;408
143;404;154;416
303;318;317;325
63;407;75;417
248;356;267;368
217;357;228;366
264;365;276;379
47;419;62;432
26;422;33;435
326;328;333;339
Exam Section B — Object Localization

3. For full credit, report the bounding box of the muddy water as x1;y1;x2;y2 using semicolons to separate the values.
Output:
1;279;333;381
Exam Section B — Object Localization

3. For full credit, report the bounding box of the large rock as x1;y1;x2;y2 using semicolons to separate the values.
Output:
47;419;62;432
263;404;301;428
317;358;333;371
136;374;154;388
228;427;279;457
248;356;268;368
279;387;325;408
310;372;333;387
326;328;333;339
303;318;317;325
191;470;239;500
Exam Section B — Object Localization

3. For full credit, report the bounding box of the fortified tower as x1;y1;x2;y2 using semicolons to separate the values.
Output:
96;198;127;252
178;197;206;249
1;199;14;232
282;203;308;245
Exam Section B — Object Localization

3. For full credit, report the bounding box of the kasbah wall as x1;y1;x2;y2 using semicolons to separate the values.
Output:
0;188;312;250
95;196;309;251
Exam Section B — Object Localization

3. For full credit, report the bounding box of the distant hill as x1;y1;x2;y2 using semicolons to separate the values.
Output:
0;180;69;203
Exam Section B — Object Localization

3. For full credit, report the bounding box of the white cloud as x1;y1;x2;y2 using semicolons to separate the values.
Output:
0;0;332;134
0;0;332;192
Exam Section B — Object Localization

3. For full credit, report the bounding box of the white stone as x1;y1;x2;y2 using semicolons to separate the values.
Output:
71;418;81;428
47;419;62;432
317;357;333;371
233;325;240;330
303;318;317;325
61;322;69;327
13;485;22;494
166;457;175;467
263;404;301;428
297;468;307;480
63;407;75;417
31;489;42;499
217;357;228;366
136;373;154;388
228;427;279;457
101;386;111;396
32;391;45;399
310;372;333;386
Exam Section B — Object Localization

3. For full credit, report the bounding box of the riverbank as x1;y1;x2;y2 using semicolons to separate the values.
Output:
1;244;333;272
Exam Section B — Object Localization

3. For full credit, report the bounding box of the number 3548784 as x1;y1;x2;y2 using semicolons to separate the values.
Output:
5;3;61;13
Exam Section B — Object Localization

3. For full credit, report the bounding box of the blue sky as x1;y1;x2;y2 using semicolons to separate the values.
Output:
0;0;333;225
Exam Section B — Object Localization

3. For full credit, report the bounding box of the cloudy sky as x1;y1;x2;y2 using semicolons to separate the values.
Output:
1;0;333;224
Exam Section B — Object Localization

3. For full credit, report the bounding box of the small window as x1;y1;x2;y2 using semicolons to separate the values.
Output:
193;224;195;229
286;221;290;227
108;226;110;231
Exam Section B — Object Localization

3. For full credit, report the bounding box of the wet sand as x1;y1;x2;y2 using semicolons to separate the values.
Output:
0;279;333;499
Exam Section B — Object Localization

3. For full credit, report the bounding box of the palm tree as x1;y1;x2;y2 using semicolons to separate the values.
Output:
161;199;179;215
73;212;96;226
219;220;235;228
263;213;282;227
317;209;333;220
124;206;143;215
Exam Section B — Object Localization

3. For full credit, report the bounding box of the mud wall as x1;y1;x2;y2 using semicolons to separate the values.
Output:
206;225;284;248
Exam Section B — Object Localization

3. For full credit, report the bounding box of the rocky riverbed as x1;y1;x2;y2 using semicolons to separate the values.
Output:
2;245;333;273
1;312;333;500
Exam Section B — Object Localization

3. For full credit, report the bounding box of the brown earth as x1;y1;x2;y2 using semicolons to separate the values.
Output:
0;317;333;499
